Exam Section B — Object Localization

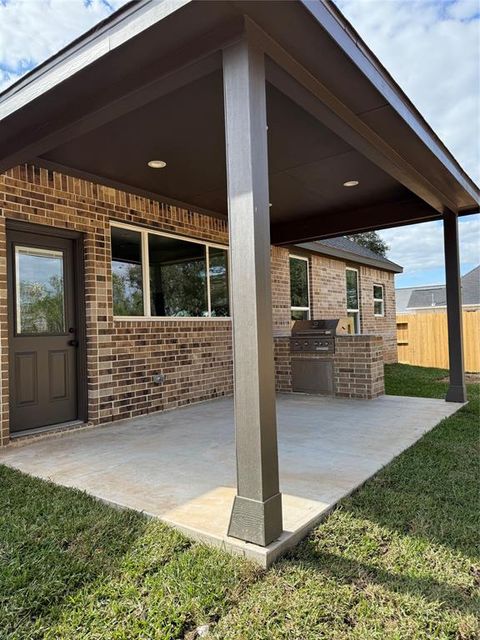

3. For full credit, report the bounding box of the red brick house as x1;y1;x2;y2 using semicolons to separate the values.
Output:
0;1;475;552
0;165;401;444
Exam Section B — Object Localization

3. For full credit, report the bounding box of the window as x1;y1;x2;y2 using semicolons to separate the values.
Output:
110;223;229;318
290;256;310;320
111;227;144;316
149;234;207;317
373;284;385;317
209;247;229;317
346;267;360;333
15;246;66;334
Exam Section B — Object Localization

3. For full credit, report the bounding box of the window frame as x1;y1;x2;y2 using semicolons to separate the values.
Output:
110;221;230;320
346;266;361;334
373;283;385;317
289;254;311;320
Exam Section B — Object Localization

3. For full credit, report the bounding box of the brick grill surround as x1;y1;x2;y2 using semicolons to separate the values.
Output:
334;335;385;399
0;165;396;444
274;335;385;399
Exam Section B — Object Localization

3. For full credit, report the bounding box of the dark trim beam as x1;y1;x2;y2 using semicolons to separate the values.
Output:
223;37;282;546
443;210;467;403
271;198;441;245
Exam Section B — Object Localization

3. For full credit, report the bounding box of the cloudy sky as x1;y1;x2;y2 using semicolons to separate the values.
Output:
0;0;478;287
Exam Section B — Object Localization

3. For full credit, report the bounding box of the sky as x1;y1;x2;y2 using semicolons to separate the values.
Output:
0;0;479;288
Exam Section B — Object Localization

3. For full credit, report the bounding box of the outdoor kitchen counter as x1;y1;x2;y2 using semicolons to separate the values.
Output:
275;333;385;400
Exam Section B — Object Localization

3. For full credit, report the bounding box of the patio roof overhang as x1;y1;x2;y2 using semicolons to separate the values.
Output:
0;0;478;246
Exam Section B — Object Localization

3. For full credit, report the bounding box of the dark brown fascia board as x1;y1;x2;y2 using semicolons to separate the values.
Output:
33;159;227;221
271;198;441;245
459;207;480;216
293;241;403;273
299;0;480;206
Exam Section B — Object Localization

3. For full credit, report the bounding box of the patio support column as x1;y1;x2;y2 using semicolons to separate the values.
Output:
443;209;467;402
222;37;283;546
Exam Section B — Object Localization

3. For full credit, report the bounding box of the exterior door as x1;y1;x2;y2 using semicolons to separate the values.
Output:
8;230;79;432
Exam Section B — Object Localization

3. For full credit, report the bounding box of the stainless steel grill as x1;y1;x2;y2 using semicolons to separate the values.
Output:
290;318;348;355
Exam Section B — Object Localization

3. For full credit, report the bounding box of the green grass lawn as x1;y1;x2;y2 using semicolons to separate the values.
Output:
1;364;478;639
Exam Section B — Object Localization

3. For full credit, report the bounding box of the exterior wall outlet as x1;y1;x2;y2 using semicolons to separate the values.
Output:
152;373;165;385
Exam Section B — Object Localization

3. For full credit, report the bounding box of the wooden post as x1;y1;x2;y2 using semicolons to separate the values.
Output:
443;209;467;402
222;37;283;546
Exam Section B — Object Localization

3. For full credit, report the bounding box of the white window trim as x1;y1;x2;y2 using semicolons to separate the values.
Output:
346;266;361;333
373;283;385;317
110;221;230;320
290;254;311;319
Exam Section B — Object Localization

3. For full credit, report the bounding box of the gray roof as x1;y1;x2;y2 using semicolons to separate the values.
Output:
296;236;403;273
395;287;415;314
461;265;480;305
408;287;447;308
396;265;480;311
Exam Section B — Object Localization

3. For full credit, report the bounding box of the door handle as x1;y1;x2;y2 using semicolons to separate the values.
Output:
68;339;79;347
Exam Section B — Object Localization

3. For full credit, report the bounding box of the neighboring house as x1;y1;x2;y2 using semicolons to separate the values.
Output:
396;265;480;314
0;166;401;442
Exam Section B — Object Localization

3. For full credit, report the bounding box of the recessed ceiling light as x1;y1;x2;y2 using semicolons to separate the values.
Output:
343;180;359;187
148;160;167;169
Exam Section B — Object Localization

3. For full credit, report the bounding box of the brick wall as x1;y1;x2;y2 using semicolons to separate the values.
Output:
358;265;397;364
0;165;233;444
287;250;398;364
271;246;291;336
334;335;385;399
274;337;291;392
310;253;347;319
0;164;396;443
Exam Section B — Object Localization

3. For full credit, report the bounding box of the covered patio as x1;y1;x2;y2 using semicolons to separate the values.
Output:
0;393;462;566
0;0;478;560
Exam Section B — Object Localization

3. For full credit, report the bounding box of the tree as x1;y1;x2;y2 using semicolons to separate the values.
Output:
19;275;65;333
347;231;389;257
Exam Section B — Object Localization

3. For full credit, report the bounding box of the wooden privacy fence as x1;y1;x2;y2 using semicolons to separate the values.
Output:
397;311;480;372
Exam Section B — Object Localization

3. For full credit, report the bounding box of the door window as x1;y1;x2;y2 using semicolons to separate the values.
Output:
15;246;66;334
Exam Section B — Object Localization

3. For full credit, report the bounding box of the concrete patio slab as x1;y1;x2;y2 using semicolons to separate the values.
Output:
0;393;462;566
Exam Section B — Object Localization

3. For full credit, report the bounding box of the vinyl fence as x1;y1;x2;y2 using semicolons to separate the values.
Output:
396;310;480;372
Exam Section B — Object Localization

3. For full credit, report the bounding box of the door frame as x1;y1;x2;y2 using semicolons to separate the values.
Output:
6;219;88;432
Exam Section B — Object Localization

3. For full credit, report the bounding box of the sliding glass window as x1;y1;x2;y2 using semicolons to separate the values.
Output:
111;223;229;318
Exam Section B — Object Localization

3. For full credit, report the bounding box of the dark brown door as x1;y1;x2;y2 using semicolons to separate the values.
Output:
8;230;79;432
